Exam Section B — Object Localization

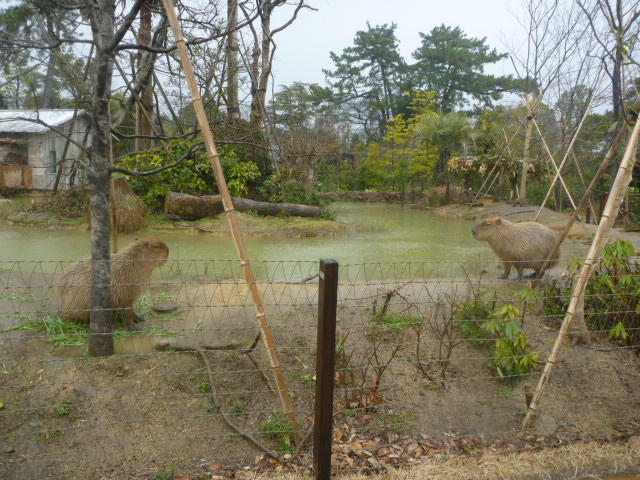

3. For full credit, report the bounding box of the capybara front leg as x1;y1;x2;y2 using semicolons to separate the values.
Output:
499;263;511;279
122;309;141;331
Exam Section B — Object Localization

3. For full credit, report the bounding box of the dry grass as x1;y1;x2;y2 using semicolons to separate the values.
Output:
260;438;640;480
112;177;146;233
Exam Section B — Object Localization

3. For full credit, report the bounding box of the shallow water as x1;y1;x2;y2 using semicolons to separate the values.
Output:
0;202;491;265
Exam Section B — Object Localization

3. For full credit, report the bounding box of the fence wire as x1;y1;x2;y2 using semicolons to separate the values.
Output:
1;257;639;479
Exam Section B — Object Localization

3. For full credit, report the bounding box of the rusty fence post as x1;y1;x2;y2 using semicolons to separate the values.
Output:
313;259;339;480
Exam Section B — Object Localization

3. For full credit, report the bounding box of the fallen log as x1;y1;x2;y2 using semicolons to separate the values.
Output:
164;191;322;219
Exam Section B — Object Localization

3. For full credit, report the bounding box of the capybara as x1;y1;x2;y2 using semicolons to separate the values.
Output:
471;217;559;280
57;238;169;329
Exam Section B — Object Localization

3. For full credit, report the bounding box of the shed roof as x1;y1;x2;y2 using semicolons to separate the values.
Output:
0;109;86;134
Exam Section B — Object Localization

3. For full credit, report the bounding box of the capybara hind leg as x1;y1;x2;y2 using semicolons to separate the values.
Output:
121;309;141;331
499;263;511;279
516;266;524;280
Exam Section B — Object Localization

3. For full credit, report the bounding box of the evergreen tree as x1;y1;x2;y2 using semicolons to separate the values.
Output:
323;23;411;140
412;25;520;112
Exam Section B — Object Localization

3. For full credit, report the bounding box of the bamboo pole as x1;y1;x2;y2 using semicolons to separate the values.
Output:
470;124;522;205
570;150;598;222
522;115;640;430
160;0;301;443
531;117;577;211
533;80;600;220
537;118;631;287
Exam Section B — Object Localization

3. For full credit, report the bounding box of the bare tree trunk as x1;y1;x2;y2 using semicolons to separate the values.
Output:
517;111;534;205
250;2;273;128
87;0;116;357
38;16;58;109
41;53;56;109
136;1;153;151
226;0;240;120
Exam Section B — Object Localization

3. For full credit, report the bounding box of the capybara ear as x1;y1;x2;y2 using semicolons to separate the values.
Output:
495;217;502;224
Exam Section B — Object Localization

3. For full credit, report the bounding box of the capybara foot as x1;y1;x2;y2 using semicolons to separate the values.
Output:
133;314;146;324
498;275;509;280
126;322;142;331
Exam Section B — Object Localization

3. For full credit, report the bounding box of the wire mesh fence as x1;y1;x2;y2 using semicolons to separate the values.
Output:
1;255;640;479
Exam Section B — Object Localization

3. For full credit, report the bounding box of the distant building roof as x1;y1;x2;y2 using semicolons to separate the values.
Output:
0;109;86;134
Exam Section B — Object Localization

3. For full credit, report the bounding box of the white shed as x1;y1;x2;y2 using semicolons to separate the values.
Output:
0;109;89;190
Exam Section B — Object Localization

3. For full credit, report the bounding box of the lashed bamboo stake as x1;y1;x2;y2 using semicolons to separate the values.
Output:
522;114;640;430
160;0;301;443
570;150;597;222
533;77;601;221
531;117;577;211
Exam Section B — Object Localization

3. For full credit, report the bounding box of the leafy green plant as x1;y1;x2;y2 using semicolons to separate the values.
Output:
609;321;629;341
370;313;423;331
203;399;215;413
486;304;539;378
542;239;640;346
378;412;407;432
153;463;178;480
198;380;211;393
228;161;261;197
259;413;294;452
230;401;246;414
118;141;241;210
55;404;71;417
456;295;539;378
455;293;495;345
258;176;327;207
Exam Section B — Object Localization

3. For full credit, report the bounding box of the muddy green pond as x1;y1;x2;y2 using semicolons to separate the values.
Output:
0;202;489;262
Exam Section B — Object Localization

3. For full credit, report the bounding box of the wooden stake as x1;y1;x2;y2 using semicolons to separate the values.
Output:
522;114;640;430
160;0;301;444
108;109;118;254
110;178;119;254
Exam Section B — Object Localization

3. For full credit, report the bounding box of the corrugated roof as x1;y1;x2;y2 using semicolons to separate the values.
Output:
0;109;86;134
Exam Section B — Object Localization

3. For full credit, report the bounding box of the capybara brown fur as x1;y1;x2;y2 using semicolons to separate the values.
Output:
57;238;169;329
472;217;559;279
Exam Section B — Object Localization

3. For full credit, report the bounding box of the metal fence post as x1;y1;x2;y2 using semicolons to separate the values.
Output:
313;259;338;480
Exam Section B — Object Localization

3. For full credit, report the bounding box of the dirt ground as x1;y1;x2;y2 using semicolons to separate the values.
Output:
2;256;640;480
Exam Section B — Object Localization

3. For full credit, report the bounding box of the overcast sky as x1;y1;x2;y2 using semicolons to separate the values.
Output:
269;0;524;91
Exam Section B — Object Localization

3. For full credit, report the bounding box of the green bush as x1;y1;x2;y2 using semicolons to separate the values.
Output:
370;313;423;331
259;413;294;452
456;294;539;378
118;141;243;210
258;176;327;207
542;239;640;346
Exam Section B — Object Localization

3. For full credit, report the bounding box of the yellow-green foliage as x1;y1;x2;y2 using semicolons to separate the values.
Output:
361;90;438;189
118;140;252;210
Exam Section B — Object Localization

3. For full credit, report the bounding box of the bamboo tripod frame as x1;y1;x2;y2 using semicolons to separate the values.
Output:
160;0;301;442
533;74;603;221
522;115;640;429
